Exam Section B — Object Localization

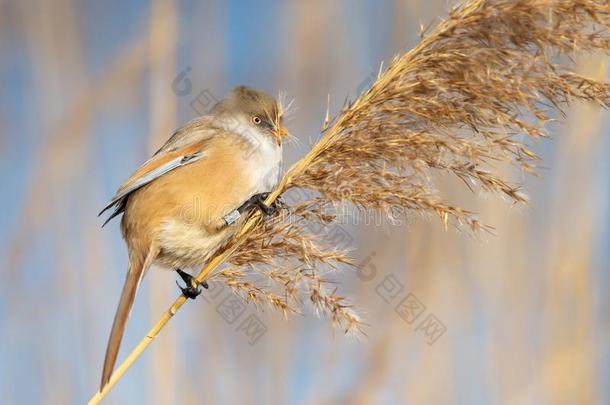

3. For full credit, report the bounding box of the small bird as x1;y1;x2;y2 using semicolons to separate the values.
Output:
98;85;288;389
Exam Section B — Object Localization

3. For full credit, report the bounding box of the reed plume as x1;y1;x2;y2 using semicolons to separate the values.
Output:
90;0;610;401
213;0;610;333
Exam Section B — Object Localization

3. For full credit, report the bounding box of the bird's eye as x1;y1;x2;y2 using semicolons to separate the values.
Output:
252;116;262;125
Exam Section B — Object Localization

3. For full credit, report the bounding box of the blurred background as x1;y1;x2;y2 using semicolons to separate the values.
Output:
1;0;609;404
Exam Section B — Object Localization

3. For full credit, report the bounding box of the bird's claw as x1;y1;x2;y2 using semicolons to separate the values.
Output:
176;269;208;299
237;192;284;218
176;280;202;299
253;192;283;217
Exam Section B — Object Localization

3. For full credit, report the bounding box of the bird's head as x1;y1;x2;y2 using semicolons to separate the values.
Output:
212;85;289;145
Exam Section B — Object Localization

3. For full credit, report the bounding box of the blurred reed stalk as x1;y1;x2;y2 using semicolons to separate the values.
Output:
147;0;179;403
89;0;610;402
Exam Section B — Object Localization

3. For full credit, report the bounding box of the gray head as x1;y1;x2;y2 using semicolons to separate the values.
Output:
212;85;288;144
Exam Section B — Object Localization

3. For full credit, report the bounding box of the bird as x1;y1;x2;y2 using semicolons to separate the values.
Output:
97;85;288;390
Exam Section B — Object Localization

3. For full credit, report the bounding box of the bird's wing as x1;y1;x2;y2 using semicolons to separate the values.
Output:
99;117;219;226
153;116;217;155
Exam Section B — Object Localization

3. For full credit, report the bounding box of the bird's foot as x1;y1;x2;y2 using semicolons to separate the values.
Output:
175;269;208;299
238;192;283;217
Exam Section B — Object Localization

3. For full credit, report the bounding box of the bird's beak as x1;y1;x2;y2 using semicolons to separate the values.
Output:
274;124;289;145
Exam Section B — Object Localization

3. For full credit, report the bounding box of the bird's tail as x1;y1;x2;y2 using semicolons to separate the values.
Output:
100;246;156;390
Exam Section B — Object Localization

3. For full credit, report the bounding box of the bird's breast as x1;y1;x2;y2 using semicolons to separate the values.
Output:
229;124;282;195
248;141;282;194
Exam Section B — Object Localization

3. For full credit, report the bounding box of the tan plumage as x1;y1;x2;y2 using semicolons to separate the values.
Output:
99;86;288;389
